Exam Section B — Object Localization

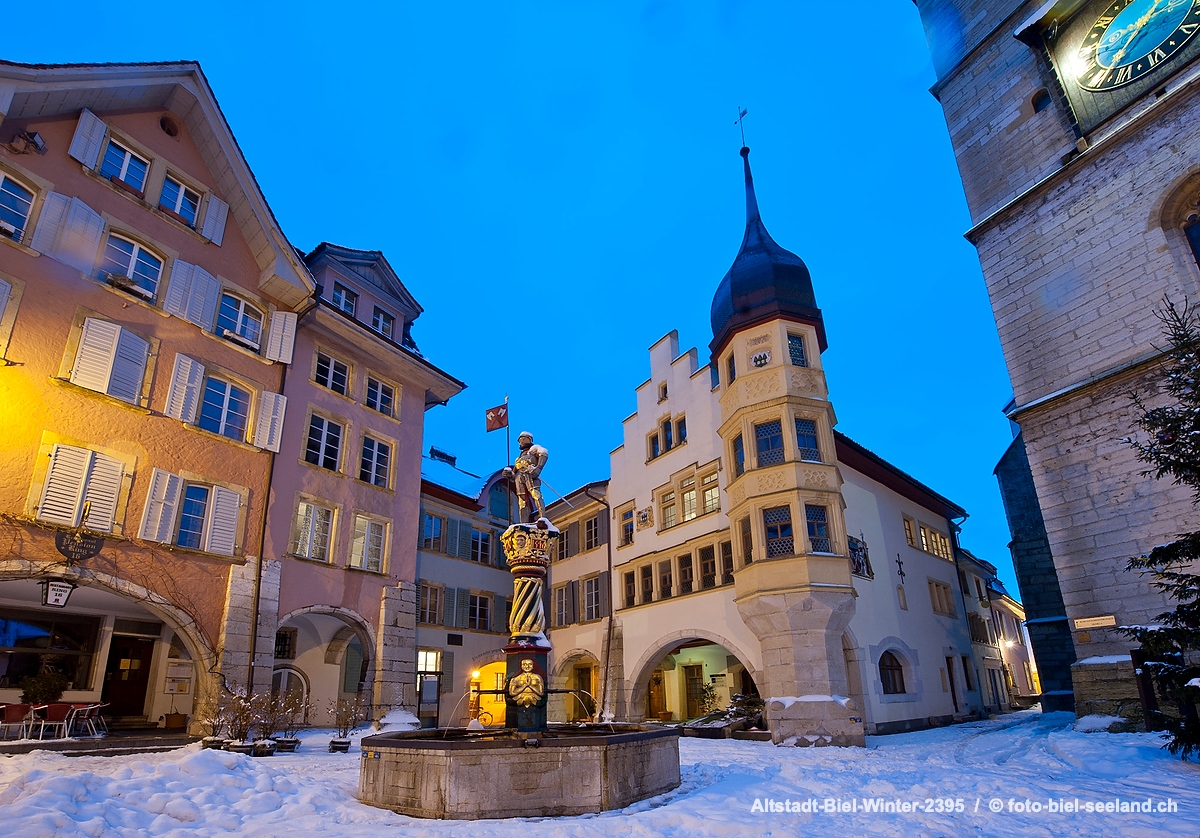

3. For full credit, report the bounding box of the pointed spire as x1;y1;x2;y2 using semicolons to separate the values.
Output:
740;146;760;224
710;143;828;356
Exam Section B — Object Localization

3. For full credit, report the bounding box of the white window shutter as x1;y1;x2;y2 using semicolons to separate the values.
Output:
187;266;221;328
59;198;105;275
71;317;120;395
68;108;107;169
82;452;124;533
253;391;287;452
107;327;149;404
139;468;182;543
38;445;92;526
162;261;196;320
205;486;240;556
201;195;229;245
0;277;11;326
351;516;367;568
165;354;204;423
264;311;296;363
30;191;71;256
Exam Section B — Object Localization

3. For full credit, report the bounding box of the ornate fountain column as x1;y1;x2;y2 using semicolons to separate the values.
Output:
500;522;558;732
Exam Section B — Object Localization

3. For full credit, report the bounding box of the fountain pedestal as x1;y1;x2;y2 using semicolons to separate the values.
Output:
500;522;554;732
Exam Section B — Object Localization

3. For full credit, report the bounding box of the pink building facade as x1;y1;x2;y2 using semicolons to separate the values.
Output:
263;244;462;713
0;62;312;729
0;62;464;733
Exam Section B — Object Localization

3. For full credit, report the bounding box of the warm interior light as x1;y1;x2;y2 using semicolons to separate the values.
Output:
471;671;481;679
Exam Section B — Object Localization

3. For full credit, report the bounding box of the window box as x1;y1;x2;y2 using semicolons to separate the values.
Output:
101;271;153;299
108;173;144;199
221;328;260;351
158;205;195;228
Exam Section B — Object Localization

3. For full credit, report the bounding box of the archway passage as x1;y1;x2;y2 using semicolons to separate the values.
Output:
273;610;374;716
550;650;600;723
636;639;756;723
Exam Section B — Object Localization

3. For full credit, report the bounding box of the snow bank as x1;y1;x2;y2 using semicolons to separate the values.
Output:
2;713;1197;836
1075;653;1128;667
375;708;420;729
1074;714;1123;732
769;695;855;710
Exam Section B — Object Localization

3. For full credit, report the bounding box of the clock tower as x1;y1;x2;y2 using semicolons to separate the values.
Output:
915;0;1200;719
711;147;863;746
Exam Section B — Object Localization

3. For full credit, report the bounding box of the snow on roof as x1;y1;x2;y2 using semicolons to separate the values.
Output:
420;455;488;501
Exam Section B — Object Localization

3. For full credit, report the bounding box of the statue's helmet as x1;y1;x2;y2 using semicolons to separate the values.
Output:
518;431;533;447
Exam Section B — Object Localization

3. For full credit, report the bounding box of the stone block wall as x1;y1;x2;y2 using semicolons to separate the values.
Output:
994;434;1076;710
915;0;1078;223
1071;658;1143;728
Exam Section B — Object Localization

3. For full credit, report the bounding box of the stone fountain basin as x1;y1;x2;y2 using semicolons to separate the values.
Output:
358;724;681;819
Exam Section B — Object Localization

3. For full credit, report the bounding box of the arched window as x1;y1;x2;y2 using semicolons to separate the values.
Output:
271;666;308;706
879;651;906;695
216;293;264;349
100;233;163;300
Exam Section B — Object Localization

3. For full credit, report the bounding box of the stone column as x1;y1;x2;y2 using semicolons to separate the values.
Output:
735;556;864;747
217;555;279;695
375;582;418;712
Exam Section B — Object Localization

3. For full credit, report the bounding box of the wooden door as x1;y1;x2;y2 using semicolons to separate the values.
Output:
647;670;666;718
945;657;959;712
684;665;704;719
572;666;594;720
102;637;155;716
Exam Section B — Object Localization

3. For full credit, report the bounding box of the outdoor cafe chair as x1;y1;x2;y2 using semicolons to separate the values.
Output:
36;703;76;740
0;704;35;740
69;703;105;737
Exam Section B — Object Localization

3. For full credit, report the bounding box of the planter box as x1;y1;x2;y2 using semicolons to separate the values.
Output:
225;742;255;755
162;713;188;730
329;739;351;753
273;737;300;753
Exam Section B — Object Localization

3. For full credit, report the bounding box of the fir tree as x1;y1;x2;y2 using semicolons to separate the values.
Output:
1123;298;1200;760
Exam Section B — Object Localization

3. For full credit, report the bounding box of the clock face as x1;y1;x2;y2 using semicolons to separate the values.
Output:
1076;0;1200;91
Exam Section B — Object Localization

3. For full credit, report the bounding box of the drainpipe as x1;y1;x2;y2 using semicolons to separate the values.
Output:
583;485;614;721
947;513;979;714
246;290;320;690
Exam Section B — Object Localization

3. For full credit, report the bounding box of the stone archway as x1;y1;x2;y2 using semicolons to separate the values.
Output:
551;648;600;722
0;560;219;735
276;605;377;712
627;629;758;723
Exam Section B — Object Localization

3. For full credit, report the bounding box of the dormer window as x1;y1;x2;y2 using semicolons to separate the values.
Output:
159;175;201;227
331;282;357;316
99;140;148;195
372;306;395;339
216;293;264;350
100;234;162;300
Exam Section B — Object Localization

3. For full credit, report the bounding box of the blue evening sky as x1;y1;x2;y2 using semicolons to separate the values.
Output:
11;3;1023;593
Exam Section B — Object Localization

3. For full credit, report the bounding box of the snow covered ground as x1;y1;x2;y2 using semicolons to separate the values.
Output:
1;709;1196;837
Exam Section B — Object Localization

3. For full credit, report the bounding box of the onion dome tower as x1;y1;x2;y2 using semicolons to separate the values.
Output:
709;146;826;366
710;146;863;747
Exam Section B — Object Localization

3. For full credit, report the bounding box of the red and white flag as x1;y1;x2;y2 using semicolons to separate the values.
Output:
485;403;509;432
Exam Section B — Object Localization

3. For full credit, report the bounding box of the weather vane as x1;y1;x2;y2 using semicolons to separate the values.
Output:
734;106;748;146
